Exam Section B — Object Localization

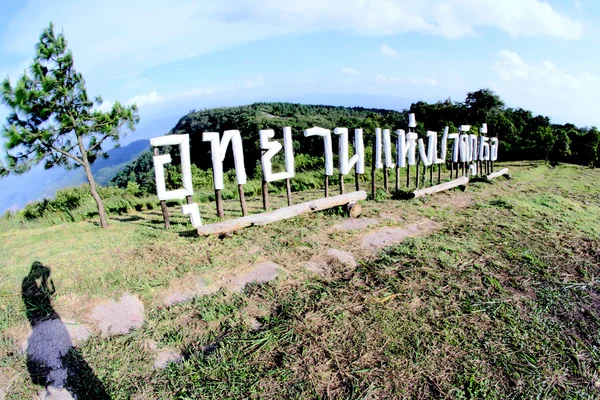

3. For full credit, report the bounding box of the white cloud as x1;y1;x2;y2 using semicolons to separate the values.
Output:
380;45;398;57
491;50;600;126
341;68;360;75
124;75;266;108
127;88;217;107
0;0;582;84
128;91;164;107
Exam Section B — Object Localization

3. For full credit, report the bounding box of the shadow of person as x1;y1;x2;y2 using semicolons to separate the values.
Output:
22;261;110;399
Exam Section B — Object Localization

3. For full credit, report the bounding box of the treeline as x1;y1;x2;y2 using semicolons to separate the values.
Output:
111;89;600;193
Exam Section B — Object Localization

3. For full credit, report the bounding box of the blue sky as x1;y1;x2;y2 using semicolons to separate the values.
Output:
1;0;599;138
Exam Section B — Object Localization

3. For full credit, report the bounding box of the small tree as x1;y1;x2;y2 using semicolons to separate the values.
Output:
0;23;139;228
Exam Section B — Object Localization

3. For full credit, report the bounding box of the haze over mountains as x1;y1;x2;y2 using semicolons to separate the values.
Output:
0;93;412;214
0;115;178;214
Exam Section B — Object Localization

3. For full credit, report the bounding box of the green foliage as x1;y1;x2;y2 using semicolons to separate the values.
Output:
0;22;139;227
19;184;155;224
112;92;599;203
1;22;139;174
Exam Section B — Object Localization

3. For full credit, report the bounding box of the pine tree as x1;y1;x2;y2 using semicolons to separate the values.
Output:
1;22;139;228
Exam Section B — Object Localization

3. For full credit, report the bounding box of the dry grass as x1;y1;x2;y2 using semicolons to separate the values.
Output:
2;161;600;398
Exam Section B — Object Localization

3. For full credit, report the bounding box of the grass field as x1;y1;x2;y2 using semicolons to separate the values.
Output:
1;162;600;399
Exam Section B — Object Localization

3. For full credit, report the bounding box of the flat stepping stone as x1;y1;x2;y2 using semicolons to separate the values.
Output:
333;217;378;231
327;248;357;267
227;262;279;293
361;219;440;250
89;293;144;336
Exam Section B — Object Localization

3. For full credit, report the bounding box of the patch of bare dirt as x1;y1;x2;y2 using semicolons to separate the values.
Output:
332;218;379;231
226;262;280;293
327;249;357;268
361;219;440;251
438;192;474;208
89;293;144;337
159;275;218;308
301;260;332;277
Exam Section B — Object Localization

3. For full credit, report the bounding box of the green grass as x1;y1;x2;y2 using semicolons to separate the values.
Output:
1;162;600;398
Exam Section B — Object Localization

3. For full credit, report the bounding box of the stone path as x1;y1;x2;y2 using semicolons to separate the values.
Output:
361;219;440;251
4;213;446;392
89;293;145;337
226;261;280;293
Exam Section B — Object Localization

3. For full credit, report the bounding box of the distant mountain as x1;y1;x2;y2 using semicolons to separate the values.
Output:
0;139;150;214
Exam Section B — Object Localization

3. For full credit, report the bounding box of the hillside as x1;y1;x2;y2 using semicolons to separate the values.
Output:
1;162;599;398
112;93;599;197
0;139;149;214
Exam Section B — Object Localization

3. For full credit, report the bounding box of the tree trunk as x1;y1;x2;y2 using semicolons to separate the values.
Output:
82;161;108;228
78;136;108;228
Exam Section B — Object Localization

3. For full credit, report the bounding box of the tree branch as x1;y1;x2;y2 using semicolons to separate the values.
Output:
88;133;113;153
48;145;83;165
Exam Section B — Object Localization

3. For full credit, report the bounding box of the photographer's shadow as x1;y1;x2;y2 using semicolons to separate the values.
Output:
22;261;110;399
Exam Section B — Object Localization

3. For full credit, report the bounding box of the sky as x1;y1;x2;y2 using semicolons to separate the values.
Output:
0;0;599;141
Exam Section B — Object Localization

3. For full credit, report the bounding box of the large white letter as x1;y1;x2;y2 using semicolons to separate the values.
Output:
479;136;490;161
335;128;364;175
304;127;333;176
150;134;202;227
259;127;295;182
436;127;449;164
375;128;395;169
396;129;418;167
490;137;499;161
469;134;479;162
448;132;460;162
202;130;247;190
418;131;438;167
150;134;193;200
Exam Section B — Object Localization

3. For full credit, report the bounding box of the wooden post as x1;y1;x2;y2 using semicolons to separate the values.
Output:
339;174;345;195
355;171;360;191
238;184;248;216
395;167;400;192
415;160;420;188
491;160;494;173
437;164;441;184
286;178;292;206
429;164;433;186
347;201;362;218
215;189;224;218
186;195;193;205
262;180;269;211
159;199;170;229
406;165;410;188
383;167;389;192
154;148;170;229
371;138;376;198
324;175;329;198
449;162;453;179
